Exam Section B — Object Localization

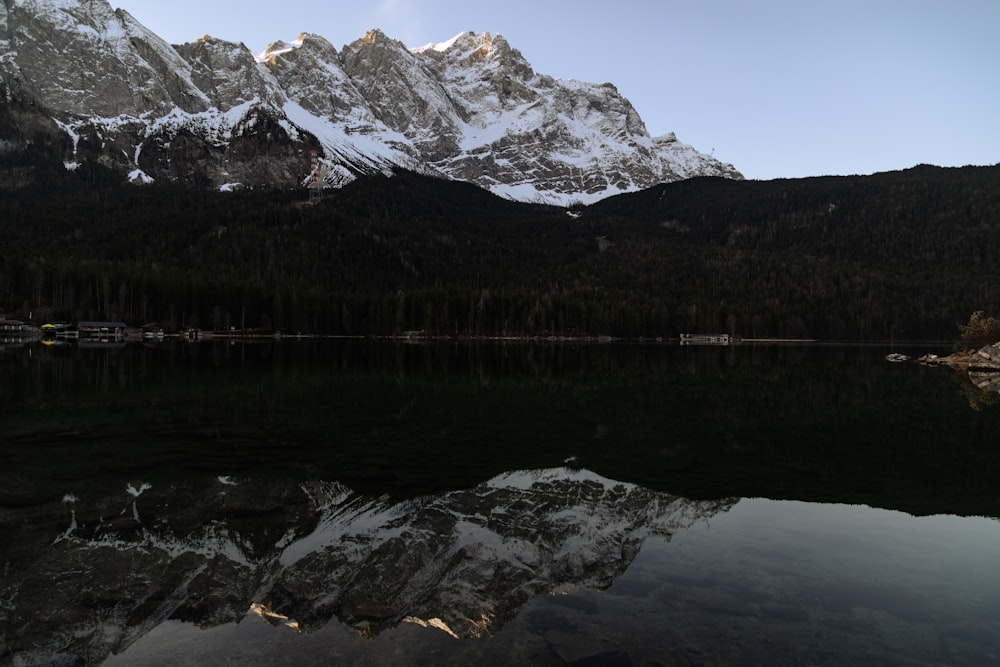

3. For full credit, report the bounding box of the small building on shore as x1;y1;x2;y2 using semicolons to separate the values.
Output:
78;321;128;338
0;320;29;333
679;333;731;345
141;323;164;340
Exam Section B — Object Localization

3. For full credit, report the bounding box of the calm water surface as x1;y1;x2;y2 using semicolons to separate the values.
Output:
1;340;999;666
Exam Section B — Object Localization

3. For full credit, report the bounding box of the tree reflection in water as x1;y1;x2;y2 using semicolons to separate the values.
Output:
2;340;1000;665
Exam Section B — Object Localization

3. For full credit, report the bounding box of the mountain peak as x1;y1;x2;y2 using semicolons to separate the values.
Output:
411;30;495;54
1;4;742;202
413;31;528;73
359;28;397;46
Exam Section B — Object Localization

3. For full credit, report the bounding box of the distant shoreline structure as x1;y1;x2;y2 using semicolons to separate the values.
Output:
0;319;944;350
679;333;731;345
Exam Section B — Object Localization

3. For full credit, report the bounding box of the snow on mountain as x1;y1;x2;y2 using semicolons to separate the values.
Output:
257;31;423;183
1;0;741;202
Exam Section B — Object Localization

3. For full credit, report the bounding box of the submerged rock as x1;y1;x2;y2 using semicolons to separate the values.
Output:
970;372;1000;393
920;344;1000;405
969;344;1000;372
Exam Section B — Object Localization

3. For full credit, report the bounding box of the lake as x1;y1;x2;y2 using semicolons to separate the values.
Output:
1;339;999;666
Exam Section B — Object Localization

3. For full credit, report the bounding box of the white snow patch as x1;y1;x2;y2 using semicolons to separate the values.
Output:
457;101;544;152
79;522;255;568
256;39;301;63
75;23;99;38
488;467;633;493
128;169;154;184
280;100;408;178
53;510;77;543
279;492;408;568
53;118;80;162
412;32;468;54
126;482;152;497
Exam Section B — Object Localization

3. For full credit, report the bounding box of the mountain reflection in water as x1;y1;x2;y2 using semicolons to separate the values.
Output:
3;468;733;664
2;340;1000;665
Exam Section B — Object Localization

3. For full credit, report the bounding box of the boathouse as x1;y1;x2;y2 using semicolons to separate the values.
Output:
0;320;28;333
78;321;128;338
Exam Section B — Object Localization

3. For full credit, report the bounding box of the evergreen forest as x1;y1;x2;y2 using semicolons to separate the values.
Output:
2;146;999;341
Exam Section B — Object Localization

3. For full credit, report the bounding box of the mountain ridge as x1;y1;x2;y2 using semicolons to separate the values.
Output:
0;0;741;202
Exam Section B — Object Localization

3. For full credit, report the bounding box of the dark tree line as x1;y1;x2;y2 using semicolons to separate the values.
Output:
2;153;999;340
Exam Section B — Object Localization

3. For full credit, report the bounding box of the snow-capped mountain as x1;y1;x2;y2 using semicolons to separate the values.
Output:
2;467;735;665
0;0;741;203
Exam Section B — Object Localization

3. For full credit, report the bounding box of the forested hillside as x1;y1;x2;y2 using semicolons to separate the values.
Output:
2;149;998;340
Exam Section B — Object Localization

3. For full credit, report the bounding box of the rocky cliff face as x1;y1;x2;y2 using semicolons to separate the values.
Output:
1;467;734;665
1;0;741;203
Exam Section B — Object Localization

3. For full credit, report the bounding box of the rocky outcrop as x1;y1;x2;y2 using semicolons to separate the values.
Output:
966;344;1000;394
0;0;205;117
0;0;315;186
341;30;465;161
2;0;741;201
175;36;283;111
915;344;1000;402
259;33;374;127
918;344;1000;372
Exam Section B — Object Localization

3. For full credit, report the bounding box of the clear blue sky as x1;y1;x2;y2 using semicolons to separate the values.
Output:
112;0;1000;181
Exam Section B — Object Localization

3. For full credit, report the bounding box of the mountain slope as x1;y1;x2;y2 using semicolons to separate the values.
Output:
0;0;740;202
2;163;998;340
